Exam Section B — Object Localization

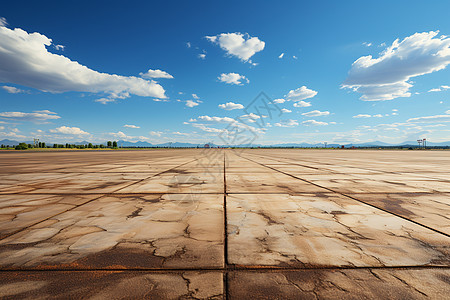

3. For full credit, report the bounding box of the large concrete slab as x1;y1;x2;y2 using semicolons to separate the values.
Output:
228;268;450;299
0;194;224;269
227;193;450;267
0;271;224;299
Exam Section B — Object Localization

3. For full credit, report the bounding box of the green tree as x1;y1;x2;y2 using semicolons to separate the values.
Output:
112;141;118;148
88;143;93;148
42;142;46;148
107;141;112;148
15;143;28;150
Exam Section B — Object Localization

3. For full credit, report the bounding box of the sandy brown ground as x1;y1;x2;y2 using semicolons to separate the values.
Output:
0;149;449;299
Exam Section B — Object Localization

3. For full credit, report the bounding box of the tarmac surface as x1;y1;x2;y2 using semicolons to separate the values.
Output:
0;149;449;299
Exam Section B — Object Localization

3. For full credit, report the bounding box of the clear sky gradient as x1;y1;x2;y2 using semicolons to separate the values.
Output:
1;0;450;145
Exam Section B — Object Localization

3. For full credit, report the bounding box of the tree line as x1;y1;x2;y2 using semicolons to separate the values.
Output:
1;141;119;150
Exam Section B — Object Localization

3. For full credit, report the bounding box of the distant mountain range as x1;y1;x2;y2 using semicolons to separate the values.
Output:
2;139;450;148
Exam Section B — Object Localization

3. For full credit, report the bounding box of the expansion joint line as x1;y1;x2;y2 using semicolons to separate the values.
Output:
241;154;450;239
223;151;229;300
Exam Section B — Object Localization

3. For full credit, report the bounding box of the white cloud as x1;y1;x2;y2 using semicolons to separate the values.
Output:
446;110;450;114
95;98;116;104
197;115;264;134
293;101;312;107
353;114;372;118
0;17;7;27
192;94;199;99
2;85;26;94
302;120;328;126
428;85;450;92
140;69;173;79
373;114;383;118
191;123;225;133
281;108;291;113
218;73;249;85
362;42;372;47
273;98;285;104
206;32;265;62
0;111;60;122
124;124;140;129
186;100;200;107
54;44;65;51
218;102;244;110
285;86;318;101
392;109;398;111
198;115;236;123
149;131;162;137
344;31;450;101
293;55;298;59
407;114;450;123
275;119;299;127
186;42;191;48
198;53;206;59
278;53;284;59
50;126;89;135
301;110;330;117
0;22;166;100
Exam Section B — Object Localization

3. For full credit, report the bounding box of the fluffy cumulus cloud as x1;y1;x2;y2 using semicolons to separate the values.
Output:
2;85;26;94
218;73;249;85
302;120;328;126
139;69;173;79
0;21;166;100
218;102;244;110
285;86;318;101
186;100;200;107
0;110;60;122
281;108;291;113
301;110;330;117
273;98;285;104
293;101;312;107
344;31;450;101
124;124;140;129
50;126;89;135
206;32;265;63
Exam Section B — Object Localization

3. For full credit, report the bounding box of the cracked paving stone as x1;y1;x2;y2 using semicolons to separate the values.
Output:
0;271;224;299
228;268;450;299
0;194;224;269
227;193;450;267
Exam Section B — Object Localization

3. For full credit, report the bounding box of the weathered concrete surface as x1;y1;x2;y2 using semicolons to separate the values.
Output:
0;149;449;299
0;271;224;299
0;194;224;269
228;269;450;299
227;193;449;267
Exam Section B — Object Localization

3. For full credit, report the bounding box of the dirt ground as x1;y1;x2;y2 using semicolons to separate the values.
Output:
0;149;449;299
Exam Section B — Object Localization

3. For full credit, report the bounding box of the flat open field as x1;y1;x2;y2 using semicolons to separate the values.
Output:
0;149;449;299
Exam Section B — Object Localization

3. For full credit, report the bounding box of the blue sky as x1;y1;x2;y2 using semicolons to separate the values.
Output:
1;0;450;145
